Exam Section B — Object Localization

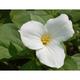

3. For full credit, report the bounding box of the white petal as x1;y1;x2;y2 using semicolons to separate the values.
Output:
45;14;74;42
19;21;45;50
36;42;65;68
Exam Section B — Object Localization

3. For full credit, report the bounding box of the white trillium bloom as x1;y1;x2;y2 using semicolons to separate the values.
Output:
19;14;74;68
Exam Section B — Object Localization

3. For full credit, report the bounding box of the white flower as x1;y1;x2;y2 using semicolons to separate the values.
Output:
19;14;74;68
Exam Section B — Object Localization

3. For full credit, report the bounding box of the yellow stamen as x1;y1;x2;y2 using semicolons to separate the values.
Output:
41;34;51;45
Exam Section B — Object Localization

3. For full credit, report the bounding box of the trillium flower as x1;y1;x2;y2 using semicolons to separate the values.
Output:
19;14;74;68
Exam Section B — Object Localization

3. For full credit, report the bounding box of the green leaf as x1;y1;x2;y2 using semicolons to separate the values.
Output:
0;23;3;27
0;23;23;51
18;48;35;58
0;10;11;23
20;60;41;70
30;14;45;24
0;46;11;59
72;54;80;70
10;10;30;28
8;42;18;57
29;11;53;24
62;56;77;70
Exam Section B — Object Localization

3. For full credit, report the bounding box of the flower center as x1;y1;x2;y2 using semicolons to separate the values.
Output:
41;34;51;45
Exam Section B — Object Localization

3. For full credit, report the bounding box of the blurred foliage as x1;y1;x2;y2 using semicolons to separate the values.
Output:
0;10;80;70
